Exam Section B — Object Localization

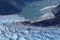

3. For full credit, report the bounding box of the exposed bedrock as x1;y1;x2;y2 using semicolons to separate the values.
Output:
0;0;42;15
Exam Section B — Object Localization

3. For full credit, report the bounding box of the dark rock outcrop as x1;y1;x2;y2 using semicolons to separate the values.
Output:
52;4;60;17
0;0;25;15
0;0;42;15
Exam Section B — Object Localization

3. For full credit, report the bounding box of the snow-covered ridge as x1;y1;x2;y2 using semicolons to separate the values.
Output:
40;5;58;11
36;5;58;21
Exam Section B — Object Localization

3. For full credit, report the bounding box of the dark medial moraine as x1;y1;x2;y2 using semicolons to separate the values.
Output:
31;17;60;27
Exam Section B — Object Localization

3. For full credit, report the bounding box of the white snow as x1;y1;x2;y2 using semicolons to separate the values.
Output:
40;5;57;11
0;15;26;23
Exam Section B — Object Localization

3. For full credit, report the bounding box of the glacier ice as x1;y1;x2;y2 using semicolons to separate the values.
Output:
0;23;60;40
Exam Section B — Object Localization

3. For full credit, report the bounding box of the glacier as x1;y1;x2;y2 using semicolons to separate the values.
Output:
0;0;60;40
0;23;60;40
0;15;60;40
